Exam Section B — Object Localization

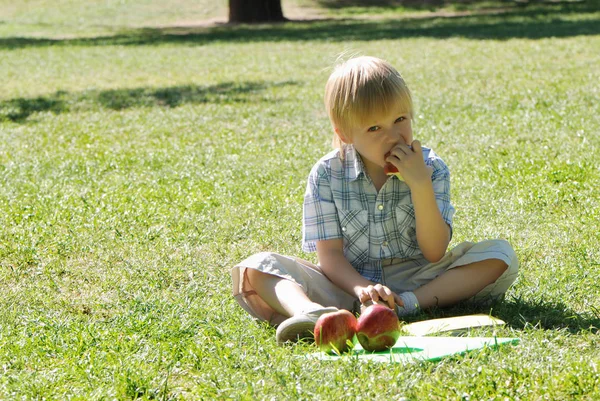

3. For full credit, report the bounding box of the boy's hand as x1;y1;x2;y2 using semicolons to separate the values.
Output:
356;284;403;310
385;140;433;188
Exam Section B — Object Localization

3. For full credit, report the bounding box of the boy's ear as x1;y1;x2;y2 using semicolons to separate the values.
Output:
335;127;353;144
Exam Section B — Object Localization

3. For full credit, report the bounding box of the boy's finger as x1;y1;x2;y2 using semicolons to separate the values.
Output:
369;288;380;303
394;144;410;155
382;296;395;309
411;139;422;152
377;286;392;300
357;289;368;303
378;288;395;309
387;295;396;309
393;293;404;307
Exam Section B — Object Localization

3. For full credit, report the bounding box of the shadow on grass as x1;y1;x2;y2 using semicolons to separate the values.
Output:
0;80;297;123
313;0;592;11
0;1;598;49
492;297;600;334
420;297;600;334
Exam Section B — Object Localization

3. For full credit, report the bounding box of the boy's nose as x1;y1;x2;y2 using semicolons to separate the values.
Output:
387;129;405;144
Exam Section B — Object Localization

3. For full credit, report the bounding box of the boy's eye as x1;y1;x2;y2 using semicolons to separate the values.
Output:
367;126;380;132
395;116;406;123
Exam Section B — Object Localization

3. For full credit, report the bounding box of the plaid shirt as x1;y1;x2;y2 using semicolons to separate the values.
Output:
302;145;455;283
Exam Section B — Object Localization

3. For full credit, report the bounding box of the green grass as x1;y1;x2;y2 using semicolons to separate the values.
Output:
1;0;600;399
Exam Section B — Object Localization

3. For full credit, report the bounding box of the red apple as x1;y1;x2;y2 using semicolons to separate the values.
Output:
356;304;401;352
314;310;357;354
384;162;400;175
384;163;404;181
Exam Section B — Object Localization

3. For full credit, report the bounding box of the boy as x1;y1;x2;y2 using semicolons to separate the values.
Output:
232;56;518;344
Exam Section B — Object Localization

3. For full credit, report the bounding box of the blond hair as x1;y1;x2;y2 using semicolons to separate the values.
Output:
324;56;413;151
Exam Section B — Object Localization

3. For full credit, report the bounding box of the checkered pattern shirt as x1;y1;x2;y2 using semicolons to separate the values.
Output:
302;145;455;283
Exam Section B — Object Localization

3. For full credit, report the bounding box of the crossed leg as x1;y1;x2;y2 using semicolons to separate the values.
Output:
246;268;323;318
413;258;507;309
247;258;507;316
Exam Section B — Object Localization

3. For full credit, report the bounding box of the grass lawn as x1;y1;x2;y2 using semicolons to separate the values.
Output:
1;0;600;399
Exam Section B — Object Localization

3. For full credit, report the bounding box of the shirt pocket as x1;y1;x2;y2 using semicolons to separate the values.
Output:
391;204;419;255
338;209;369;249
394;204;415;227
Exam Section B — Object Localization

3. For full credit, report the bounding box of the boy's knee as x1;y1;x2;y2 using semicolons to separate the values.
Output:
483;239;519;274
245;266;258;282
246;267;271;288
495;258;509;274
490;240;519;288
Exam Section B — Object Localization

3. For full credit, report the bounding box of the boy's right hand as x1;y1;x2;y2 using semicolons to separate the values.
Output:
385;140;433;189
356;284;403;310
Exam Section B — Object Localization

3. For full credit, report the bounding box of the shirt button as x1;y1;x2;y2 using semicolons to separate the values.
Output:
378;204;384;210
342;227;347;232
383;241;389;247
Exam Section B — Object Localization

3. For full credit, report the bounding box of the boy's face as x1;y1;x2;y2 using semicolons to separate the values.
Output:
337;106;413;172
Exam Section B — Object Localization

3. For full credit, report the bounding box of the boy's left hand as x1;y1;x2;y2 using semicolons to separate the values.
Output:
357;283;403;310
385;140;433;188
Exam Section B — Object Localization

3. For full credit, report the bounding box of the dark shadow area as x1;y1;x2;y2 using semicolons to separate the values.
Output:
314;0;588;11
0;96;69;122
0;81;297;123
317;0;431;7
410;296;600;335
0;1;598;49
315;0;491;10
492;297;600;334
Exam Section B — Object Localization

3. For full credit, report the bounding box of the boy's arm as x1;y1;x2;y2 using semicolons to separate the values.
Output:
386;140;451;262
316;239;402;309
410;182;451;263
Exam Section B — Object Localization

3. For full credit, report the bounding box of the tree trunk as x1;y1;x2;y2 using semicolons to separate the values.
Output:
229;0;286;23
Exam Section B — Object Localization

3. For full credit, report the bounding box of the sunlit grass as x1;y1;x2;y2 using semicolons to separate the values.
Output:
1;0;599;398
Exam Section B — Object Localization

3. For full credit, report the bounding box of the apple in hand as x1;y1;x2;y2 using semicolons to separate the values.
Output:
314;310;357;354
384;151;404;180
384;162;403;180
356;304;401;352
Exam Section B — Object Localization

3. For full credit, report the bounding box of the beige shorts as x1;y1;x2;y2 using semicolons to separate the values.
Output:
232;239;518;326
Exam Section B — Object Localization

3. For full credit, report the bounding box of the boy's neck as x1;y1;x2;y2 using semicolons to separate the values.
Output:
359;154;389;192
